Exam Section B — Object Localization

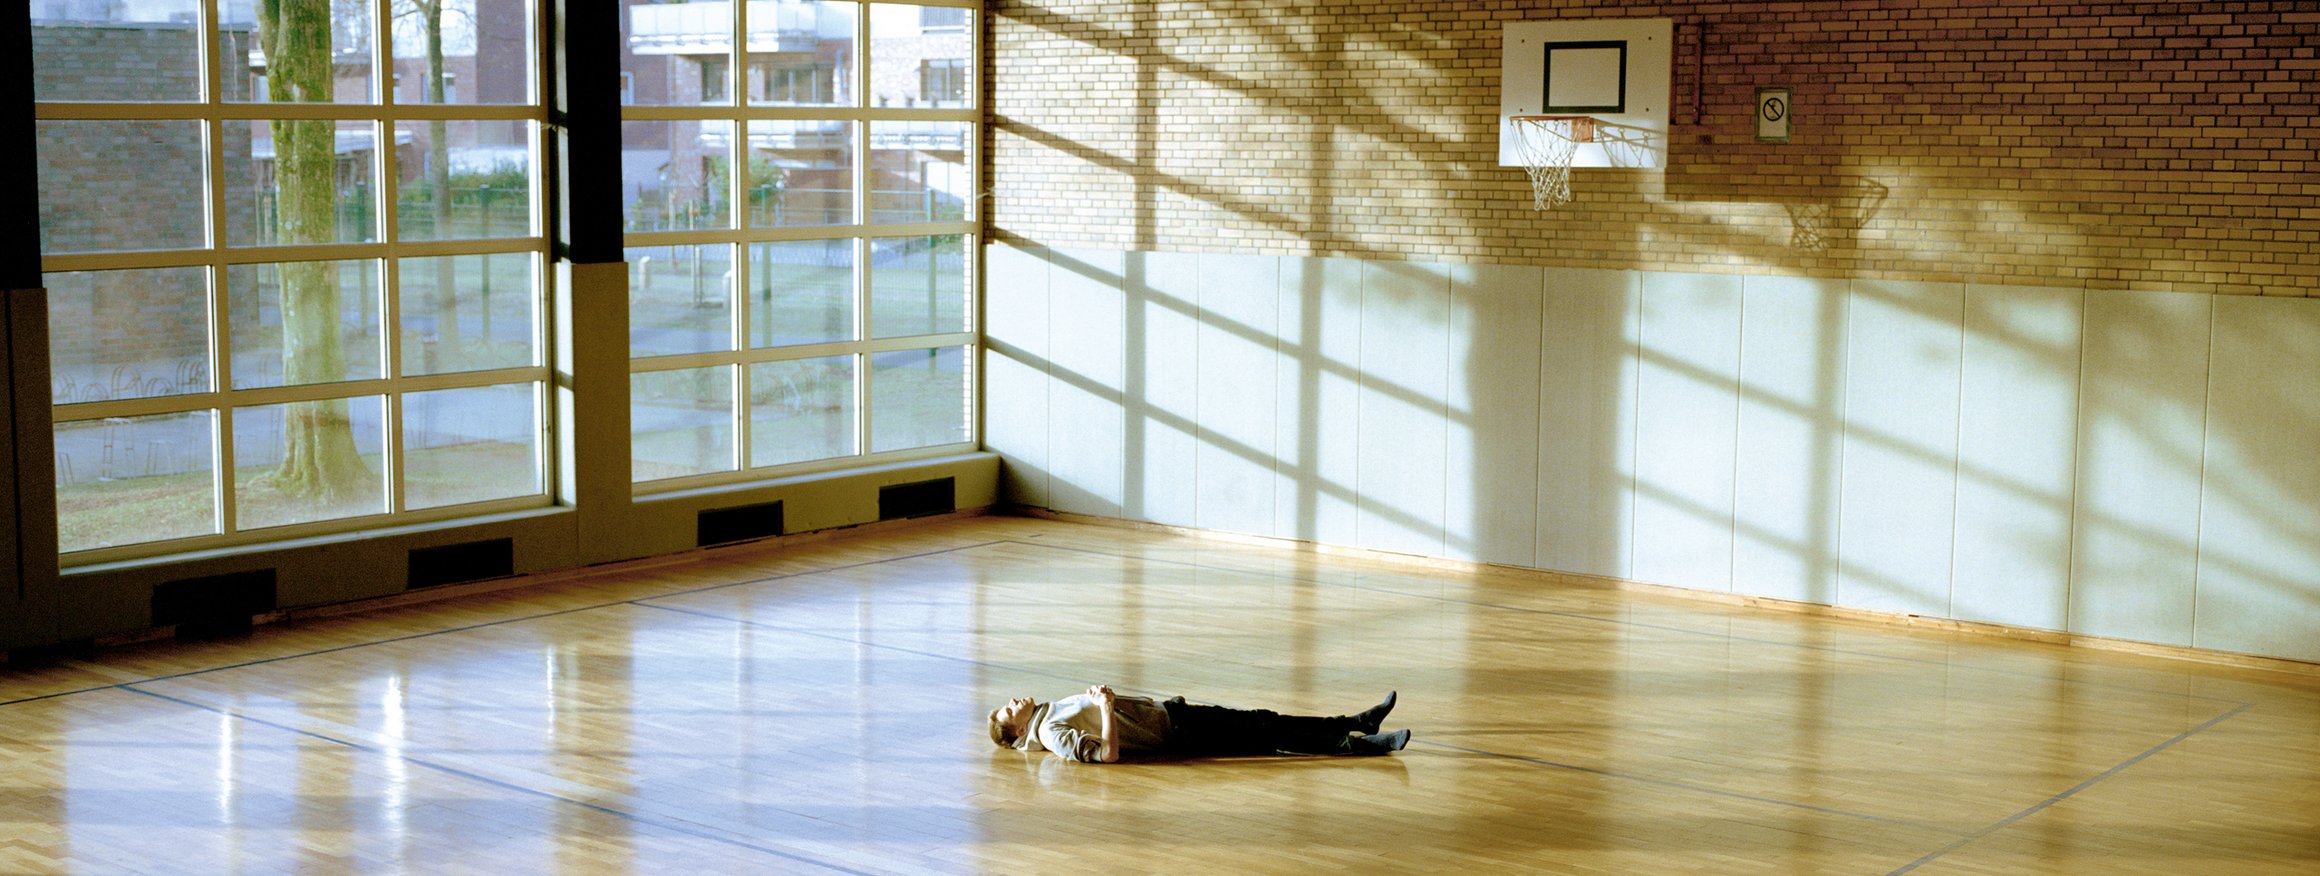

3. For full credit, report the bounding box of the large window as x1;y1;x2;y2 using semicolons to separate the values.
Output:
621;1;976;488
34;0;550;560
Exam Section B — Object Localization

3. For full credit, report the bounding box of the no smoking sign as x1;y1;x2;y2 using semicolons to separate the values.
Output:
1757;87;1792;143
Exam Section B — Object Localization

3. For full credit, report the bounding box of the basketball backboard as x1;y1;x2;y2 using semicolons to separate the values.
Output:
1500;18;1673;169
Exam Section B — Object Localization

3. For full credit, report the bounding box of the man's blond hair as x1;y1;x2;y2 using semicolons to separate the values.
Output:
988;708;1017;748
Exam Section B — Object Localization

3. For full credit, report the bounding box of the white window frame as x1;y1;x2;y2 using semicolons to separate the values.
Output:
34;0;556;565
621;0;980;494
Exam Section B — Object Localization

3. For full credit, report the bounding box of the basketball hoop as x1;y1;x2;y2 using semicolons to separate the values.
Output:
1507;115;1666;210
1509;115;1593;210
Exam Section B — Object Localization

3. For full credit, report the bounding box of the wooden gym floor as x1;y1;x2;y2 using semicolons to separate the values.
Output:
2;514;2317;874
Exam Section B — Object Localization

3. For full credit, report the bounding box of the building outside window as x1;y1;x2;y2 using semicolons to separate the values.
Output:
701;56;729;102
921;57;965;106
919;6;966;32
755;60;835;105
33;0;553;561
620;0;977;487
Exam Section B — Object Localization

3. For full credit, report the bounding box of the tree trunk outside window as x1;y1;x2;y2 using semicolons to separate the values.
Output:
419;0;462;369
257;0;370;503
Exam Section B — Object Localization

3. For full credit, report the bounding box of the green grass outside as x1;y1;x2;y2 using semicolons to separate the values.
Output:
57;230;972;551
628;248;968;347
56;441;540;555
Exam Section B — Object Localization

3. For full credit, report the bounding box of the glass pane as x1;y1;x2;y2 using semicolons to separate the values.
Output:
869;345;967;452
628;244;734;358
747;1;855;108
868;121;968;223
746;120;853;227
399;254;537;375
632;366;735;481
624;0;732;107
31;1;203;102
223;119;383;247
394;120;534;241
233;395;389;529
46;268;211;404
54;411;219;553
869;4;970;109
225;0;376;104
389;0;533;105
227;260;385;390
868;235;966;338
622;120;731;232
750;356;854;467
748;240;853;348
37;121;206;254
404;383;542;510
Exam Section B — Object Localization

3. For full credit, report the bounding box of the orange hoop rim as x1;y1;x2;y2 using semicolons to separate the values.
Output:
1508;114;1601;143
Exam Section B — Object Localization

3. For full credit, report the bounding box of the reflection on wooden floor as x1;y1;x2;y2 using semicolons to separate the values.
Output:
4;514;2318;874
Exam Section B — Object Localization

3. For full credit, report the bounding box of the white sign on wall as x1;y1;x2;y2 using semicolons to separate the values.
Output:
1757;87;1792;143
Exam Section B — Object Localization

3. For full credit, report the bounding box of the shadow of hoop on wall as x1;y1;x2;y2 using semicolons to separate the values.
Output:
1786;179;1888;252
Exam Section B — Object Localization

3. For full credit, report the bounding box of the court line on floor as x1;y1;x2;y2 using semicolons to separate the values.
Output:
0;540;1012;711
959;539;2272;870
118;684;880;876
630;595;1953;836
874;539;2271;844
1414;739;1955;833
1007;538;2257;708
15;530;2259;859
634;600;1118;690
1883;701;2252;874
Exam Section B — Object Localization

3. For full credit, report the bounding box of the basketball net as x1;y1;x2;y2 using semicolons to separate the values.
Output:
1510;116;1592;210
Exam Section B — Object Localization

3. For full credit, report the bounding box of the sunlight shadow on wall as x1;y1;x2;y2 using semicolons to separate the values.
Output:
984;5;2320;665
2189;297;2320;659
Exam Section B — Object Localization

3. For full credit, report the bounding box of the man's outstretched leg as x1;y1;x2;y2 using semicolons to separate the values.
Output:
1348;691;1397;735
1340;728;1410;755
1162;695;1410;757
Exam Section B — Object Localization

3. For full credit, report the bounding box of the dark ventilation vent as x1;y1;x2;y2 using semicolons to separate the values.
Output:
879;477;955;521
699;500;784;547
152;569;277;640
408;538;515;589
6;639;95;666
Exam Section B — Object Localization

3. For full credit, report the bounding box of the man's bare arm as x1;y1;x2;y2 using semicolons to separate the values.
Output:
1089;684;1120;763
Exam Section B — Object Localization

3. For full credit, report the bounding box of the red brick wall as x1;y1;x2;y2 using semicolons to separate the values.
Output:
35;23;253;374
988;1;2318;297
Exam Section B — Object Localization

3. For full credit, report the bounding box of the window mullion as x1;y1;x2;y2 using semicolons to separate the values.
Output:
968;3;984;449
730;0;752;473
377;0;401;521
853;240;872;457
373;0;394;106
387;391;408;514
199;0;222;105
202;0;236;536
730;0;748;226
854;1;876;458
855;0;873;453
211;262;238;538
382;257;406;512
